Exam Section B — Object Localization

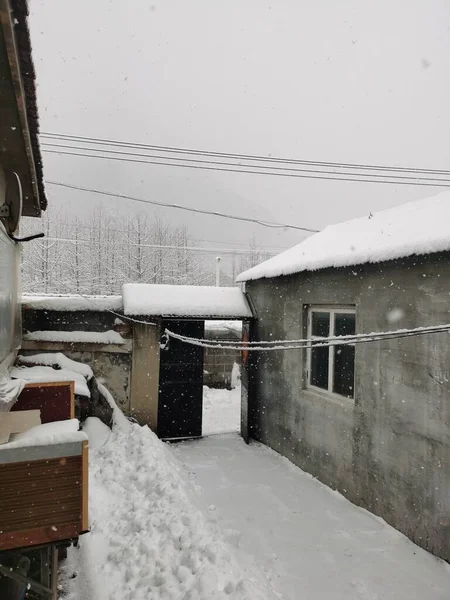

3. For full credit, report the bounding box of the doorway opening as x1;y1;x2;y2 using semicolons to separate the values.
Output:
202;320;242;436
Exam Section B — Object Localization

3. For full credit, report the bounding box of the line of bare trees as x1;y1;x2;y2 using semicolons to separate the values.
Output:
20;206;272;295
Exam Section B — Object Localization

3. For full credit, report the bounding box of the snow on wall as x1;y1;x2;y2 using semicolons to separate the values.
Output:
237;193;450;282
22;294;123;312
122;284;253;318
23;330;125;345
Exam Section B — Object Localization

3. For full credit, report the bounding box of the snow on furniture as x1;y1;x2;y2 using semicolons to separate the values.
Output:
11;366;90;397
18;352;94;380
122;283;253;318
2;419;86;448
237;192;450;282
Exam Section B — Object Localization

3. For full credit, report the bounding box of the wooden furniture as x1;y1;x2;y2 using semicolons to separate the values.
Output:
11;381;74;423
0;438;88;551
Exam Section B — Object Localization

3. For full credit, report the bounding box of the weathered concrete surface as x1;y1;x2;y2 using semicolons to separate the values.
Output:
246;251;450;561
129;323;160;431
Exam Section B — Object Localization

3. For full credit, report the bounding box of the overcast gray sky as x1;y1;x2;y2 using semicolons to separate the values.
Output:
29;0;450;252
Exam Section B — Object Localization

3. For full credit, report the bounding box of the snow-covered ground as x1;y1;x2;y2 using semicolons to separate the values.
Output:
176;434;450;600
61;412;276;600
202;385;241;436
59;383;450;600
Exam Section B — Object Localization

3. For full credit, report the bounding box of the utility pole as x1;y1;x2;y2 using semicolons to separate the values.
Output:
215;256;221;286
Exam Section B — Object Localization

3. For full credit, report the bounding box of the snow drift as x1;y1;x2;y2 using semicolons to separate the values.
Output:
64;392;276;600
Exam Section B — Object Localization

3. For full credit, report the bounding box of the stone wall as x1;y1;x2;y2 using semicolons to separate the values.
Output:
246;251;450;561
21;308;132;413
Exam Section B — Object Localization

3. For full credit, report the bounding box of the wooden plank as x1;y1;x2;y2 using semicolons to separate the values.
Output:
0;440;84;464
81;440;89;531
0;523;81;552
0;409;41;444
69;381;75;418
0;455;83;541
21;340;132;354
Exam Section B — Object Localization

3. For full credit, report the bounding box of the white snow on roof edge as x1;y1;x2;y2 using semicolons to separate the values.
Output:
22;294;123;312
237;193;450;282
122;284;253;318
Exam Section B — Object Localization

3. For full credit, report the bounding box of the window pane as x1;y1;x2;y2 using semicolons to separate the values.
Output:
334;312;355;337
311;312;330;337
310;346;329;390
333;345;355;398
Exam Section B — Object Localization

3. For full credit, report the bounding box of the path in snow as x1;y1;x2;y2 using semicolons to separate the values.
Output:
176;434;450;600
202;385;241;436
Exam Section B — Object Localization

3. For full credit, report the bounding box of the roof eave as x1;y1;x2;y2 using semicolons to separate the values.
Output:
0;0;43;216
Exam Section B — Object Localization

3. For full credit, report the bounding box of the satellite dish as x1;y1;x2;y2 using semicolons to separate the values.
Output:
2;172;23;234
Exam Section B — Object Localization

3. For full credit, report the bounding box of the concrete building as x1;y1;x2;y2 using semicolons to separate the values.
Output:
237;195;450;562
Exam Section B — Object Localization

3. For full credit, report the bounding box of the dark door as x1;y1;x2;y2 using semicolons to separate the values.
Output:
158;320;204;439
241;320;250;443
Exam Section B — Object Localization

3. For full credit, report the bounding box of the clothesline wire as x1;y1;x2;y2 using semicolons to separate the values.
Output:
165;323;450;351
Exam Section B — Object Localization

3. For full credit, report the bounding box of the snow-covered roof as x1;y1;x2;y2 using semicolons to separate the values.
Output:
122;284;253;319
22;294;123;312
237;193;450;282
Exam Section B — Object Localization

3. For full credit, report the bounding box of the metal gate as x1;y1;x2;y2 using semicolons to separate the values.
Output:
158;320;204;439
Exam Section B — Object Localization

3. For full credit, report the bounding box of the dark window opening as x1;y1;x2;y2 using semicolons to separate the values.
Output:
308;308;355;399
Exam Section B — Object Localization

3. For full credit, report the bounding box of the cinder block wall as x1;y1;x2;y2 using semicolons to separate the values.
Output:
246;251;450;562
204;325;241;388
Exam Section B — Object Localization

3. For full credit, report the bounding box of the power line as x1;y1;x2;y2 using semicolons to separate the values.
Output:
40;142;450;184
165;323;450;351
45;181;319;233
42;148;450;188
43;236;277;256
33;220;290;249
40;131;450;176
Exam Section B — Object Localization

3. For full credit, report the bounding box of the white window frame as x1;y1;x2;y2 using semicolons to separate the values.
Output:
306;306;356;400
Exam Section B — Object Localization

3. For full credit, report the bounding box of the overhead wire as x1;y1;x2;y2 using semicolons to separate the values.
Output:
40;131;450;176
44;181;319;233
43;237;278;256
42;149;450;188
40;142;450;185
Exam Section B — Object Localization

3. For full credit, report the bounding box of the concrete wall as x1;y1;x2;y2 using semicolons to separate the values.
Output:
0;165;21;367
129;323;160;431
246;251;450;561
